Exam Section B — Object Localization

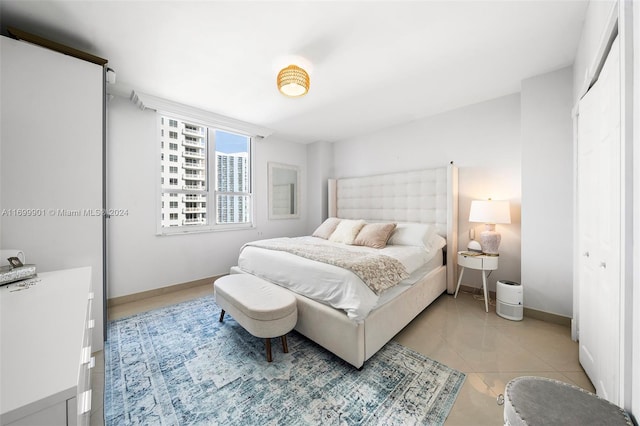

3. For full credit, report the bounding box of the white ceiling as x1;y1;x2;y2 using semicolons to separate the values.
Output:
1;1;588;144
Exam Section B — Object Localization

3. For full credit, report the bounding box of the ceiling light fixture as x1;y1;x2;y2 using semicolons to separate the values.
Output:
277;64;310;97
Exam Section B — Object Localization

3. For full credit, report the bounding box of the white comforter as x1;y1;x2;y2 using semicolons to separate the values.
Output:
237;236;439;321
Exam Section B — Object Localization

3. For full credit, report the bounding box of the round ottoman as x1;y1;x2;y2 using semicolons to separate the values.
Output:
504;376;632;425
214;274;297;362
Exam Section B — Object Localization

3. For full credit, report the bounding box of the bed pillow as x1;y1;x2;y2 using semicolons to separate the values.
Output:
387;223;437;250
329;219;366;244
312;217;341;239
354;223;397;249
429;234;447;252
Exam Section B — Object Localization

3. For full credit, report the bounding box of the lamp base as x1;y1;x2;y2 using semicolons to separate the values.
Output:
479;224;501;256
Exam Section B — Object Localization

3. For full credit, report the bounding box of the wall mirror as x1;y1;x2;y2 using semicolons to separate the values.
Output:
268;162;299;219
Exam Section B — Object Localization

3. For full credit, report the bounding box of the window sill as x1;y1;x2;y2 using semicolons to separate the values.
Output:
157;223;254;236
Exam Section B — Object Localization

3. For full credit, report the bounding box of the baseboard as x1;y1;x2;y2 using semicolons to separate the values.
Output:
523;307;571;327
108;275;222;307
458;284;496;299
457;285;571;327
110;279;572;327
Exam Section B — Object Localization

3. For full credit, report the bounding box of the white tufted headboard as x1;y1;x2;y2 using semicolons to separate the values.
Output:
328;164;458;293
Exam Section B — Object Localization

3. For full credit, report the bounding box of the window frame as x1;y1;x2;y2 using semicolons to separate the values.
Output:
132;90;271;236
156;112;256;235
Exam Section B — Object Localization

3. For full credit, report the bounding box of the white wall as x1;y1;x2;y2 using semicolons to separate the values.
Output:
332;94;522;294
521;66;574;318
107;96;307;298
633;0;640;418
306;141;334;234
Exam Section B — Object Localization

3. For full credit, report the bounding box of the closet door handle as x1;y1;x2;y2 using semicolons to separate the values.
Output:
583;252;590;258
600;262;607;269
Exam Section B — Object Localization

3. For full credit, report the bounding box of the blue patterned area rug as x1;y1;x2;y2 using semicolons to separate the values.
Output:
105;296;465;425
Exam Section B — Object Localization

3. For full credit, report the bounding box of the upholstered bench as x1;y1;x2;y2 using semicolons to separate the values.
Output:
503;376;632;425
214;274;297;362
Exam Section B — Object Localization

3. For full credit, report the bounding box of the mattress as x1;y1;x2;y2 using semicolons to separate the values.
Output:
373;248;443;309
237;236;444;321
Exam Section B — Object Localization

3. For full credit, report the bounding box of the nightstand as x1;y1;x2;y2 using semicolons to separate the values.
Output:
454;251;499;312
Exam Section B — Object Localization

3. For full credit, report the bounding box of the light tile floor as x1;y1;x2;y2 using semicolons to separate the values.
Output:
393;290;594;425
92;284;593;426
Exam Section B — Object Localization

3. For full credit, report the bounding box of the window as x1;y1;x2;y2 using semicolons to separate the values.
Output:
216;147;250;224
158;114;252;232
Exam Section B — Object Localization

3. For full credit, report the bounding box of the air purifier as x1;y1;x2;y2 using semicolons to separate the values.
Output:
496;280;523;321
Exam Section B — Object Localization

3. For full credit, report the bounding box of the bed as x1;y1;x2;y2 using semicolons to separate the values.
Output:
230;165;458;368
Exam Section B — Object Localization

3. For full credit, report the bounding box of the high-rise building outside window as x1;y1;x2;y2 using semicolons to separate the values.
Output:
158;114;252;232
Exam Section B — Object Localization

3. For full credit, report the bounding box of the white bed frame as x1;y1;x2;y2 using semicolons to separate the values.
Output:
232;164;458;368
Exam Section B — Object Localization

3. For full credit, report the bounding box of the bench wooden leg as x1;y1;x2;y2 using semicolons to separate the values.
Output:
219;309;225;322
265;338;272;362
281;335;289;353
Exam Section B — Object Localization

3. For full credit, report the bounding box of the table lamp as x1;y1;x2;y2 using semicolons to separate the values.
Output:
469;199;511;256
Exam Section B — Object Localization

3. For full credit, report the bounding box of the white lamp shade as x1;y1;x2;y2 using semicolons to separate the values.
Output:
469;200;511;224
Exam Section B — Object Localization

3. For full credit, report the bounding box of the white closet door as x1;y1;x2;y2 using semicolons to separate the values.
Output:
577;77;599;385
577;36;621;404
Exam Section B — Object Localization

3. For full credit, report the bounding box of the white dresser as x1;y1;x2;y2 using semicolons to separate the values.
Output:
0;267;94;426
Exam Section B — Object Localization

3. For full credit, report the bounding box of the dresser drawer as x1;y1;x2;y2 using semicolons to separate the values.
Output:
76;292;94;426
1;267;93;426
458;253;483;269
457;253;499;270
